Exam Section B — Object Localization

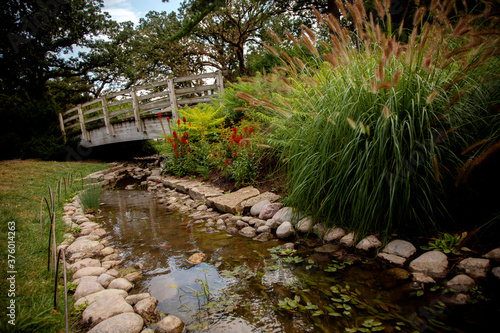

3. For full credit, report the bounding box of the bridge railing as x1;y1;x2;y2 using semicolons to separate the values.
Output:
59;71;224;141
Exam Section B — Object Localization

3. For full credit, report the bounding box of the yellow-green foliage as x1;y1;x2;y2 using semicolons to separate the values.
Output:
178;103;226;140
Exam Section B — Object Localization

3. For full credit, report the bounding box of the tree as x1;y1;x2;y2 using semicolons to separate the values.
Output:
0;0;112;100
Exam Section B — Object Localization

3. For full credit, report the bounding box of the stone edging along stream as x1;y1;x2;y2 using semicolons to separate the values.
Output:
58;160;500;333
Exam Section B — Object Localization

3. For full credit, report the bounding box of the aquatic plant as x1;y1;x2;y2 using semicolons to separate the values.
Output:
78;180;101;213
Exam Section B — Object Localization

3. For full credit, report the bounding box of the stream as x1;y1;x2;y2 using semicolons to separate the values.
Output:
98;187;498;332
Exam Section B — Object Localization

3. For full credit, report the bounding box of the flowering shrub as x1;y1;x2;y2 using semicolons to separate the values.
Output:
163;117;196;176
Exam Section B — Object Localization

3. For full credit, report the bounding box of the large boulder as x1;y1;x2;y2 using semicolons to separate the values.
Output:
70;258;101;272
207;186;260;214
356;235;382;251
88;312;143;333
189;185;224;202
409;251;448;279
82;294;134;326
126;293;151;306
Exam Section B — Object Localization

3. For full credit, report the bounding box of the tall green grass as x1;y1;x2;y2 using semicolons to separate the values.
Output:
241;0;499;239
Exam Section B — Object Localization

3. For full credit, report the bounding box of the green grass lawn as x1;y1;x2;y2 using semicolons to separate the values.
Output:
0;160;109;332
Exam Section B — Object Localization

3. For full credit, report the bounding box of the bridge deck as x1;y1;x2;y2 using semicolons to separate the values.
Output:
60;71;224;147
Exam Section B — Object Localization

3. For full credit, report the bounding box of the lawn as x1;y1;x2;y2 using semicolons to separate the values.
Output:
0;160;109;332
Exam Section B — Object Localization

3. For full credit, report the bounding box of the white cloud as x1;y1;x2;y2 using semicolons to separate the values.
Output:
103;0;139;24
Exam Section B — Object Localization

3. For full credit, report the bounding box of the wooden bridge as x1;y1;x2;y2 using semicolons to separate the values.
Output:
59;71;224;147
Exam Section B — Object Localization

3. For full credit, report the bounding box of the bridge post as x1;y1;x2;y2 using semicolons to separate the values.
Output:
131;87;145;132
167;78;179;120
216;70;224;94
101;97;115;136
77;104;89;142
58;113;66;143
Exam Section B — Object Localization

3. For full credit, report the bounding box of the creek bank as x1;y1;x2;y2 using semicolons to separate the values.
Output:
61;160;500;332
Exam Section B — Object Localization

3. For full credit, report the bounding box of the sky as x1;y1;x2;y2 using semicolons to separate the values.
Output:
103;0;183;25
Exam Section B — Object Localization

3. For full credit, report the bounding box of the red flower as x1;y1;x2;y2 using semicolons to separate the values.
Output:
177;119;181;126
248;153;253;157
233;153;237;157
167;117;170;122
175;152;179;157
244;126;248;132
248;128;254;135
182;117;186;123
158;112;162;118
189;121;192;127
232;127;238;134
173;131;178;139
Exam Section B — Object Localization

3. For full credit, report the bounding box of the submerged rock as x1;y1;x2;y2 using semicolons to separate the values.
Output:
155;315;184;333
188;252;206;265
314;244;340;254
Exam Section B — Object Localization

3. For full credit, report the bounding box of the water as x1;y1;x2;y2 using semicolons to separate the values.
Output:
98;188;499;332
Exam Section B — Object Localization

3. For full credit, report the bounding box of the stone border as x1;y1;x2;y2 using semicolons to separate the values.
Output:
60;162;500;332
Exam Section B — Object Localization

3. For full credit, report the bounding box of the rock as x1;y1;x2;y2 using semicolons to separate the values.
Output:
312;223;326;237
256;226;271;233
250;200;270;216
271;207;302;225
196;204;208;211
484;248;500;263
296;217;313;233
235;220;249;230
492;267;500;279
124;271;143;282
100;246;115;256
88;312;143;333
103;254;121;261
409;251;448;279
445;274;475;292
442;293;469;305
377;253;406;266
253;232;274;242
239;226;257;238
282;243;295;250
108;278;134;291
188;253;206;264
66;239;104;257
314;244;340;254
175;180;203;194
106;268;121;278
155;315;184;333
102;260;123;269
96;273;115;288
226;227;238;234
208;186;260;214
386;268;411;280
73;267;108;280
265;219;278;229
412;272;436;284
74;289;128;308
134;297;158;317
71;258;101;272
323;227;346;242
125;184;136;190
381;240;417;258
339;233;355;247
241;192;281;213
258;203;283;220
189;185;224;202
82;294;134;326
80;221;100;229
356;235;382;251
126;293;151;305
74;276;105;301
141;329;155;333
276;221;294;239
456;258;490;279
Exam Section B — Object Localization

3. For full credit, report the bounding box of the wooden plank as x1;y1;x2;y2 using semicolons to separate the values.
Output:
136;79;170;90
105;89;132;98
107;98;133;108
175;84;218;96
66;123;81;130
63;114;79;123
81;99;101;108
216;70;224;94
177;96;214;106
109;107;134;119
139;99;171;111
83;106;103;116
86;114;105;123
137;90;169;101
174;72;217;83
63;107;78;116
